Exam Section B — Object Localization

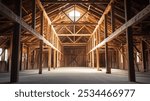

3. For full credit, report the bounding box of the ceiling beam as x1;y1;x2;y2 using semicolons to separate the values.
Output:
0;2;61;53
58;34;91;36
52;23;97;26
89;4;150;53
62;43;87;46
41;0;109;4
36;0;61;43
89;0;115;39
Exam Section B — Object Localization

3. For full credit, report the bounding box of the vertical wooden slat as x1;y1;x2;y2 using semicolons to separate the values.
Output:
124;0;136;82
10;0;22;83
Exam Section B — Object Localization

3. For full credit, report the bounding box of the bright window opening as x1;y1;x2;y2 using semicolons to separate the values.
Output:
0;48;8;61
69;10;80;22
137;52;140;63
121;54;123;63
5;49;8;61
0;48;2;61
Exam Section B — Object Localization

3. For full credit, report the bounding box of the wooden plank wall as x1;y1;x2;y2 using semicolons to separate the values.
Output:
63;46;86;67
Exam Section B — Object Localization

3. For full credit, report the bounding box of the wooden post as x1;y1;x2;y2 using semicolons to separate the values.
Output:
19;43;23;71
26;46;29;70
48;47;51;71
96;30;101;71
141;40;146;72
31;50;35;69
110;3;115;71
122;45;125;69
96;49;100;71
10;0;22;83
111;3;115;32
53;50;56;69
32;0;36;29
124;0;136;82
39;11;44;74
92;36;95;68
56;40;59;67
104;14;110;74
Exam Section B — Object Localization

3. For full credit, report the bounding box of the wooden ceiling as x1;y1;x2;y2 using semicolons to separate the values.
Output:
0;0;150;48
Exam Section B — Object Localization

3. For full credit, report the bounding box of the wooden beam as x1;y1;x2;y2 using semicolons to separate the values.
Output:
58;34;91;36
10;0;22;83
52;23;97;26
88;4;150;53
62;10;74;22
67;36;74;43
75;36;82;43
62;43;87;46
125;0;135;82
75;25;85;34
0;2;61;53
36;0;62;51
41;0;109;4
89;0;115;39
76;11;88;22
64;26;74;34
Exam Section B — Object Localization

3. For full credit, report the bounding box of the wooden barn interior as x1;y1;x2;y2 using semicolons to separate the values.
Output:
0;0;150;84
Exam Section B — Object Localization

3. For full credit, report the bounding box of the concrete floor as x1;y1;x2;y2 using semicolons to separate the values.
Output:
0;67;150;84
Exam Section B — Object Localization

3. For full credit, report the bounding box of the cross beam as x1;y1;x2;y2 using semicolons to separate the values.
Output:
88;0;115;41
88;4;150;53
0;2;61;53
58;34;91;36
52;23;97;26
40;0;109;4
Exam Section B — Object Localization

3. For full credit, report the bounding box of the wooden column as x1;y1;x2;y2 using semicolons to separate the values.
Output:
124;0;136;82
56;40;59;67
96;30;100;71
26;46;30;70
19;43;23;71
39;11;44;74
104;14;110;74
109;3;115;73
32;0;36;29
92;36;95;68
96;49;100;70
141;40;146;72
48;48;51;71
111;3;115;32
10;0;22;83
53;50;56;69
31;50;35;69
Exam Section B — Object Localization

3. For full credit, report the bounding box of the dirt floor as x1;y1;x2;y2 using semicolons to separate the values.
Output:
0;67;150;84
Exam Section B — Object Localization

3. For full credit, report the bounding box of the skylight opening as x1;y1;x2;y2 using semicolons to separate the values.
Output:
69;10;80;22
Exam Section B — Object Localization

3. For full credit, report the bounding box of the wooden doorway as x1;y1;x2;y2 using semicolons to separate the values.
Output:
64;46;86;67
